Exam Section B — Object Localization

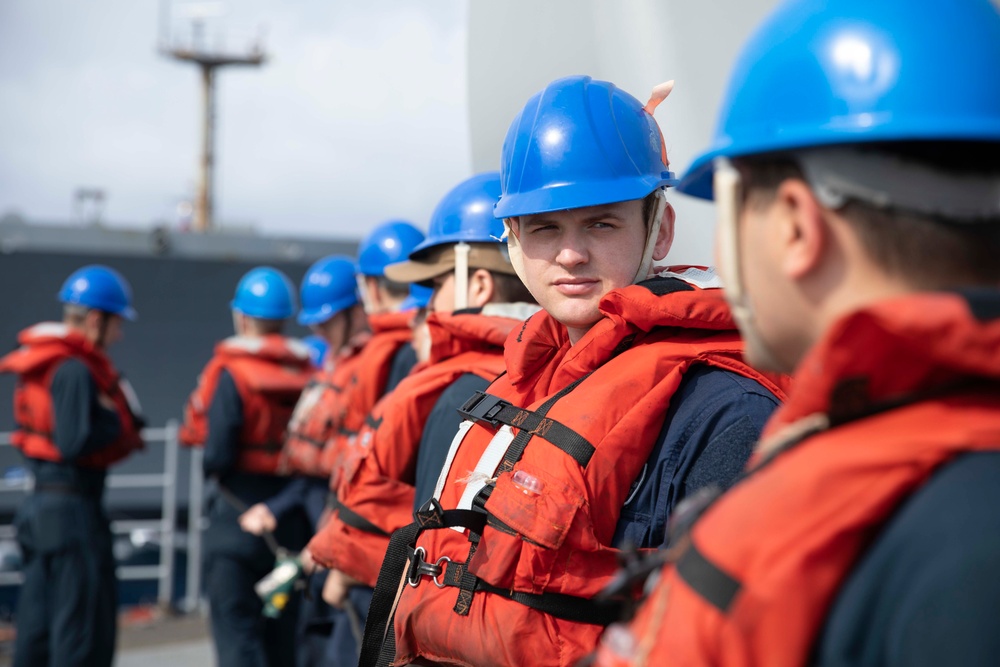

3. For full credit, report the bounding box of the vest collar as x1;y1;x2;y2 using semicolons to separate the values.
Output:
506;267;737;390
426;304;536;365
764;289;1000;438
1;322;112;379
218;334;311;365
368;310;414;334
19;322;94;351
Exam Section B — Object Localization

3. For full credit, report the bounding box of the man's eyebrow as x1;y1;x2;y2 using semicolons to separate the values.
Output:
519;216;557;228
580;210;626;223
522;207;627;227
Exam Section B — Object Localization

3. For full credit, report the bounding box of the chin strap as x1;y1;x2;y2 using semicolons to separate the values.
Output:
714;157;786;371
356;275;375;314
502;188;669;289
633;188;668;284
453;242;471;311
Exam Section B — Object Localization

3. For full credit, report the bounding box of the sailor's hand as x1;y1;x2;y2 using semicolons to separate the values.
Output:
299;547;317;575
97;393;117;412
238;503;277;535
322;568;361;607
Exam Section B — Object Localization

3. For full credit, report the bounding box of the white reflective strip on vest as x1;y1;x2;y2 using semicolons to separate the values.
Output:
451;425;516;532
432;419;474;502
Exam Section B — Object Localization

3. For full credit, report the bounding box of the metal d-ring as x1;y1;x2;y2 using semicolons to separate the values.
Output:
407;546;448;588
432;556;452;588
407;547;427;587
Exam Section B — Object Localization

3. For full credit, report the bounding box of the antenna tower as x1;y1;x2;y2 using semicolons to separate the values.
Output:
160;2;266;233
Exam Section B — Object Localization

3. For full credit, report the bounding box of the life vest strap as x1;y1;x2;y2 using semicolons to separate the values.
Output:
286;430;326;449
441;559;627;625
326;494;390;537
359;499;486;667
458;385;596;470
675;540;742;613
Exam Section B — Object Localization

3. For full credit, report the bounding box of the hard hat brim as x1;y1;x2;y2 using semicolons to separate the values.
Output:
494;173;676;219
385;244;518;286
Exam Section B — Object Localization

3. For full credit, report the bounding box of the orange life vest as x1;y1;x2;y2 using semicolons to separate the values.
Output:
291;311;413;478
380;270;785;667
0;323;144;469
593;290;1000;667
180;334;312;475
307;305;533;585
278;363;343;477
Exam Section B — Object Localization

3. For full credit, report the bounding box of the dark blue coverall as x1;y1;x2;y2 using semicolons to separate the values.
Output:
264;342;418;667
13;359;121;667
202;370;310;667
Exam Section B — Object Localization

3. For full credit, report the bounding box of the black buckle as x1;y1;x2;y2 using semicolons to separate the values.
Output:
458;391;508;427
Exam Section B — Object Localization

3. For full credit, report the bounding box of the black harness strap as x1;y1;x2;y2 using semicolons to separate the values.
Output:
289;431;326;448
362;341;635;664
326;495;390;537
358;500;485;667
449;373;596;616
458;393;595;469
675;538;742;613
436;559;626;625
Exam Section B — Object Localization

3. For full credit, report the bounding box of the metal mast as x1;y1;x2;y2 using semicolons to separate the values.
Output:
161;4;265;233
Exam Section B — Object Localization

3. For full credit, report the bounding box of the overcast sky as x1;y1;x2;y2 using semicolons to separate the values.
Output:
0;1;471;240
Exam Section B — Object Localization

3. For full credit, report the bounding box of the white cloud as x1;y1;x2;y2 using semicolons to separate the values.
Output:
0;0;471;239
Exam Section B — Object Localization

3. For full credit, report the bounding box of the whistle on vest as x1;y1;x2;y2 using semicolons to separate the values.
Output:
255;553;304;618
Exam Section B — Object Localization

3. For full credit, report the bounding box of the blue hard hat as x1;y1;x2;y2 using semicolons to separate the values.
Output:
58;265;137;320
408;172;505;259
231;267;297;320
679;0;1000;200
302;335;329;369
297;255;359;326
399;283;433;311
357;221;425;277
494;75;676;219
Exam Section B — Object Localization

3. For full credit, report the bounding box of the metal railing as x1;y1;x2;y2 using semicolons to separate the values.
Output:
0;421;205;611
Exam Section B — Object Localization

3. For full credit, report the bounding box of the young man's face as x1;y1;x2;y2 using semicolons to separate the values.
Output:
720;174;822;374
513;199;671;343
85;311;123;348
311;310;349;352
429;273;457;315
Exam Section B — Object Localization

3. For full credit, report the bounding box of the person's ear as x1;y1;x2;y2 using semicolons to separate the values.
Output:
232;311;246;336
468;269;495;308
652;202;675;262
774;179;827;280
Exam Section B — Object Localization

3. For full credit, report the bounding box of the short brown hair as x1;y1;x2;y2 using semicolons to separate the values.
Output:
736;143;1000;288
490;271;536;305
375;276;409;299
246;316;285;335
